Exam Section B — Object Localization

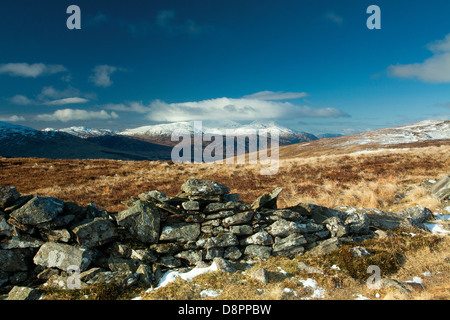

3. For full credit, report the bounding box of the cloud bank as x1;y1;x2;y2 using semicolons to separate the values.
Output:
36;109;119;122
0;63;67;78
389;33;450;83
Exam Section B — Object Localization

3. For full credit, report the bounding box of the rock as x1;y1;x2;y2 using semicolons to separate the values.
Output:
308;237;341;256
204;201;248;214
430;175;450;201
203;233;239;249
297;262;324;274
139;190;171;203
0;186;20;210
224;247;242;261
130;249;158;264
350;246;373;258
10;196;64;227
86;271;139;287
72;217;117;247
344;207;415;231
344;212;370;235
116;200;160;244
301;203;345;224
7;286;41;300
399;206;434;225
244;245;272;260
33;242;94;272
0;235;43;250
160;223;201;242
323;216;348;238
205;247;223;260
0;249;30;272
213;257;236;273
136;264;153;286
251;187;283;210
107;257;138;273
229;225;253;235
182;201;200;211
79;267;105;282
222;211;254;227
0;214;14;237
175;250;203;265
204;210;235;220
250;268;269;284
266;219;300;238
272;234;307;257
181;179;230;196
273;209;304;221
374;230;395;239
160;254;182;268
41;229;71;243
241;231;274;246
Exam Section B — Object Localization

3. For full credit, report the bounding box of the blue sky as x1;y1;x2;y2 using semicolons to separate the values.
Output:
1;0;450;134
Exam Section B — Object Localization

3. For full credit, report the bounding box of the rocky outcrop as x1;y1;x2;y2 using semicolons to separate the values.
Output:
0;179;438;294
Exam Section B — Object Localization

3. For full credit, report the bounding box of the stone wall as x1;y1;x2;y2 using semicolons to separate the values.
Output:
0;180;433;291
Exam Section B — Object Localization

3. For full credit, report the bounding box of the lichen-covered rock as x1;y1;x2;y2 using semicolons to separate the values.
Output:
430;175;450;201
241;231;273;246
0;214;14;237
116;200;160;244
399;206;434;226
7;286;41;300
10;196;64;227
272;234;307;257
72;217;117;247
251;187;283;210
159;223;201;242
0;249;30;272
244;245;272;260
181;179;230;196
222;211;253;227
33;242;95;272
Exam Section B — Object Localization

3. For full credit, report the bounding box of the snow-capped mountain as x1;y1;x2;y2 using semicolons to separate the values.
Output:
42;126;118;138
118;120;318;146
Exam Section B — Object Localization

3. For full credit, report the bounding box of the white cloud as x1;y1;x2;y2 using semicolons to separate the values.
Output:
155;10;212;36
9;95;35;105
104;101;151;113
0;115;26;122
36;109;119;122
143;97;349;122
242;91;309;101
44;97;89;106
389;33;450;83
89;65;123;88
0;63;67;78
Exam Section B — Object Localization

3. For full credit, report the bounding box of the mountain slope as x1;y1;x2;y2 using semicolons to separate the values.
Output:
279;120;450;159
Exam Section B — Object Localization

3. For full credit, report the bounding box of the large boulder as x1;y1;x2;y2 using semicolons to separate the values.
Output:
33;242;95;272
10;196;64;227
116;200;160;244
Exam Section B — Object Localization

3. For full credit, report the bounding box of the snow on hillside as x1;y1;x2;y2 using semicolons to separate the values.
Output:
42;127;117;138
119;120;297;137
0;121;38;140
342;120;450;147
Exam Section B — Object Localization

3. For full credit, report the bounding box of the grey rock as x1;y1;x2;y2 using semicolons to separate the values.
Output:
266;219;300;237
41;229;71;243
229;225;253;236
204;210;235;220
107;257;138;273
241;231;273;246
116;200;160;244
250;268;269;284
203;233;239;249
222;211;254;227
7;286;41;300
10;196;64;226
272;234;307;257
0;214;14;237
244;245;272;260
205;247;224;260
72;217;117;247
379;278;411;295
136;264;153;286
86;271;139;287
33;242;94;272
308;237;342;256
300;203;346;224
213;257;236;273
181;179;230;196
399;206;434;225
251;187;283;210
130;249;158;264
0;235;43;250
175;250;203;265
323;216;348;238
139;190;171;203
160;254;182;268
204;202;248;214
0;186;20;209
224;247;242;261
160;223;201;242
273;209;304;221
182;201;200;211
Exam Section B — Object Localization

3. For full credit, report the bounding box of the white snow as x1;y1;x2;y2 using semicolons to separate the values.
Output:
299;278;326;299
42;126;117;138
405;276;424;284
330;265;341;270
354;294;371;300
146;261;219;292
200;289;223;298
